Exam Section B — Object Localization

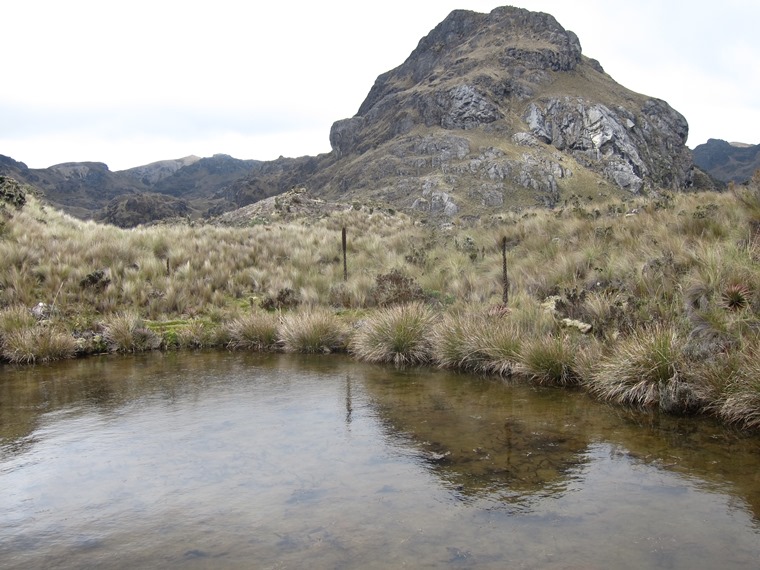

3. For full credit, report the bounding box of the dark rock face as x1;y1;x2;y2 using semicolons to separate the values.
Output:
692;139;760;183
356;7;583;119
524;96;691;191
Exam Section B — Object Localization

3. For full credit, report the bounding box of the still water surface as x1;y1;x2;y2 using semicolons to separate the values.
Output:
1;351;760;569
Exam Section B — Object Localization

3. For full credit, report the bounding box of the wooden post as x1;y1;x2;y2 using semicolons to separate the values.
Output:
342;227;348;282
501;236;509;305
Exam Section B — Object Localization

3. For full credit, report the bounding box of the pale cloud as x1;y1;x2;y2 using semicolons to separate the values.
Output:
2;0;758;170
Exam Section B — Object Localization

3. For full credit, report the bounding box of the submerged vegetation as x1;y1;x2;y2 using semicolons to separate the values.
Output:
3;175;760;429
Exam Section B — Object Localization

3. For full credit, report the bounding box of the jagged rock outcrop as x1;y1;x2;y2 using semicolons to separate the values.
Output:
692;139;760;183
523;96;691;191
318;5;697;211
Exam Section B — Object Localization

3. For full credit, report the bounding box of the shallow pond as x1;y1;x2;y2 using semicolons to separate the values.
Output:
1;351;759;569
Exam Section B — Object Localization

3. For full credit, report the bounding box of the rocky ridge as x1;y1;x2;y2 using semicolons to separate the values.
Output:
231;6;703;217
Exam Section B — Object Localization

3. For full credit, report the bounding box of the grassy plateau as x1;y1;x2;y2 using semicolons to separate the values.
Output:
2;173;760;429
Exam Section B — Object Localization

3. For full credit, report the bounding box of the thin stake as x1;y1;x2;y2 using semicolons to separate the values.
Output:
501;236;509;305
342;227;348;282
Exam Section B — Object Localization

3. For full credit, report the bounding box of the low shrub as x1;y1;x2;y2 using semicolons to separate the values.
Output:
261;288;300;311
0;176;27;209
368;269;426;307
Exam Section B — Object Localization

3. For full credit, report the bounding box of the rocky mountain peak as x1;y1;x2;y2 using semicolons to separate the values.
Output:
358;6;583;116
324;5;698;211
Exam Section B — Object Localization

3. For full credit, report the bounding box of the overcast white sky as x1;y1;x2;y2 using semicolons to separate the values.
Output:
2;0;758;171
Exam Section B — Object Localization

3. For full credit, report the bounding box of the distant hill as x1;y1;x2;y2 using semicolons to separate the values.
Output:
3;6;716;225
0;153;259;226
692;139;760;184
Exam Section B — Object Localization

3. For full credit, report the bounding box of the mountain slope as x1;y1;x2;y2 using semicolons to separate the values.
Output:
230;6;704;218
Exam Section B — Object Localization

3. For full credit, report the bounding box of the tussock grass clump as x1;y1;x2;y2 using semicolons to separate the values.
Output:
431;311;489;371
0;305;36;336
0;305;77;363
352;302;436;365
1;326;77;364
708;339;760;429
278;308;346;353
586;325;701;413
720;377;760;430
177;321;226;349
432;308;531;376
479;319;524;377
101;312;161;353
518;334;579;386
731;171;760;238
225;313;279;351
